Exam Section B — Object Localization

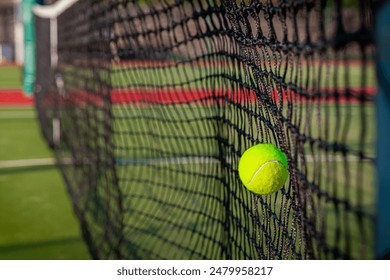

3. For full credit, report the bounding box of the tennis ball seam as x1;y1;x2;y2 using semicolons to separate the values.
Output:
246;160;284;186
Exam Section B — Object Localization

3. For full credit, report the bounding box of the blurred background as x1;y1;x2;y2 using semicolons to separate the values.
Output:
1;0;388;260
0;0;90;260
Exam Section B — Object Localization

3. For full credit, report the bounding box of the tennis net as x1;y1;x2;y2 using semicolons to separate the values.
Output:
34;0;377;259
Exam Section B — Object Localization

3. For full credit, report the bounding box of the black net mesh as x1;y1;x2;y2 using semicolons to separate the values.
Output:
34;0;377;259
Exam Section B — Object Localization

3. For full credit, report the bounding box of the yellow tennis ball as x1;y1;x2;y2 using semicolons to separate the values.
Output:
238;143;289;195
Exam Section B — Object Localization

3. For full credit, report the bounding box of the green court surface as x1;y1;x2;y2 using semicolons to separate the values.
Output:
110;102;376;259
0;66;22;89
0;101;375;259
0;61;376;91
0;107;90;260
0;61;376;259
68;60;377;90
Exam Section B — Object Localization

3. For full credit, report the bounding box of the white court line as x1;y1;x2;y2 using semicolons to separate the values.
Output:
115;156;219;165
0;158;57;168
0;158;73;169
0;154;372;169
0;112;36;119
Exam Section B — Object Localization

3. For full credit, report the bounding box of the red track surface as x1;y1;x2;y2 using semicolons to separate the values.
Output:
111;87;376;104
0;87;376;107
0;90;34;106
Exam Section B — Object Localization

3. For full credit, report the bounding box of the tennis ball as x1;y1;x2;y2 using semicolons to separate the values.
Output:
238;143;289;195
